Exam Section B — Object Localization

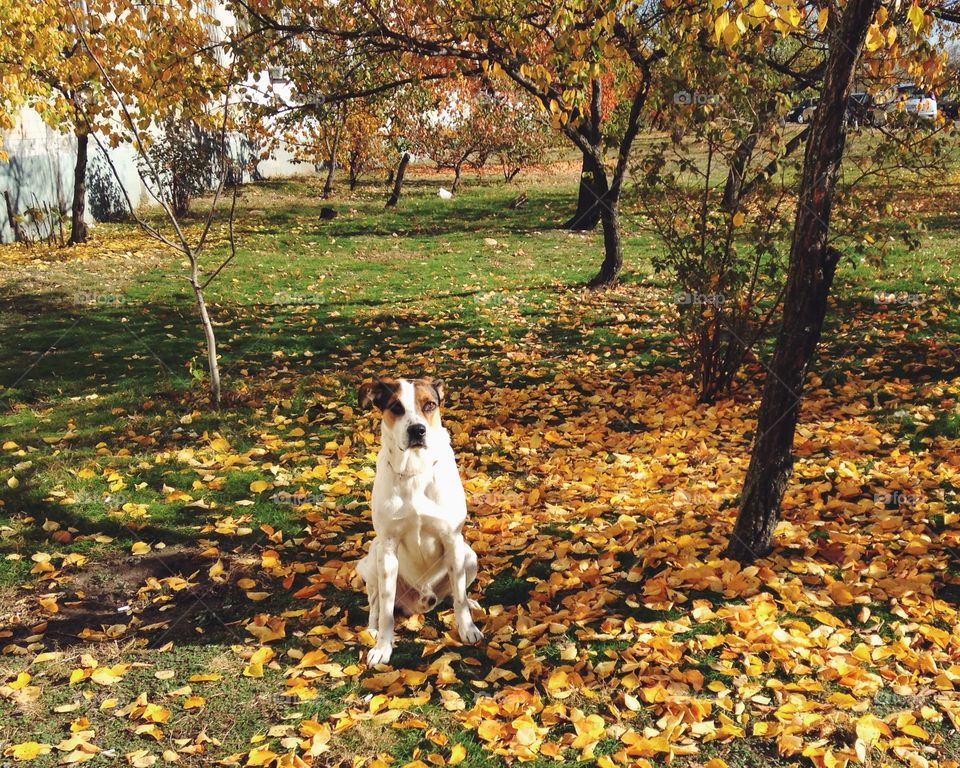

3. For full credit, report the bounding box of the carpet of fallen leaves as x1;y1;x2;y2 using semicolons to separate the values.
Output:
2;282;960;768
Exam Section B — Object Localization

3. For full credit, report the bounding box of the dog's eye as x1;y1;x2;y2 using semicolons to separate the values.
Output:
422;401;437;413
390;402;404;415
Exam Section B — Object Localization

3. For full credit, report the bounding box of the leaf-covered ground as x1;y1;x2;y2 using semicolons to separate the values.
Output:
1;169;960;768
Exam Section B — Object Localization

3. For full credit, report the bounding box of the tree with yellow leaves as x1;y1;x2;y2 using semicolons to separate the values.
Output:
63;0;238;408
230;0;668;287
0;1;60;155
280;99;389;197
1;0;227;244
726;0;954;561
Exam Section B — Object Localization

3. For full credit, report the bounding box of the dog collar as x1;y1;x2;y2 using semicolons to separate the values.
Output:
387;457;439;479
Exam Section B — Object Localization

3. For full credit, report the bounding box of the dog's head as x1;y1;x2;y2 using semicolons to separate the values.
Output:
358;377;445;451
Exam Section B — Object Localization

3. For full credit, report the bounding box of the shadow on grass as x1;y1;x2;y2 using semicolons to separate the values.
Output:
0;290;463;405
0;545;295;650
243;184;578;240
820;291;960;386
0;281;619;408
3;280;959;418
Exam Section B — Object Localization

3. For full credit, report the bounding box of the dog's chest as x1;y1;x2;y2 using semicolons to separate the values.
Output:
381;479;449;564
388;475;440;520
373;450;462;536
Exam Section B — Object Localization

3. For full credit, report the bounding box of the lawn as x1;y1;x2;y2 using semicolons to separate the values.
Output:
1;163;959;767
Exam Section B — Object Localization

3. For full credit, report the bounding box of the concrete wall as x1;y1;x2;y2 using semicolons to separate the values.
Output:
0;106;320;244
0;109;149;243
257;143;319;178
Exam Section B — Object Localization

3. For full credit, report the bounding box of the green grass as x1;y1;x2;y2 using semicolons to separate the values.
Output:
0;169;660;766
0;168;666;581
1;162;959;766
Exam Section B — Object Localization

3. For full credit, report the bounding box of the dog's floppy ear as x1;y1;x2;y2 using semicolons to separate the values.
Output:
431;378;445;404
358;380;377;410
358;378;398;410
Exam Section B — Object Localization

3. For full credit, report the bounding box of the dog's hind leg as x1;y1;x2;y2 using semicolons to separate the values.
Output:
422;543;479;610
463;543;481;611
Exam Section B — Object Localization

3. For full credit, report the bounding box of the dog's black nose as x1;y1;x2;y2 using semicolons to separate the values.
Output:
408;424;427;440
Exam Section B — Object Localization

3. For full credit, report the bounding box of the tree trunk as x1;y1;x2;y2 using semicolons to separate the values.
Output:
172;174;190;218
722;125;761;213
68;129;90;245
386;152;409;207
578;66;653;288
322;124;341;200
451;162;463;194
3;191;26;243
724;0;881;563
566;79;604;231
721;99;779;212
189;258;221;408
740;127;810;201
565;150;603;230
348;150;361;190
586;167;623;288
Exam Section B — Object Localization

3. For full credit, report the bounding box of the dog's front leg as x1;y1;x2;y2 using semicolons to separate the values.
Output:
356;550;380;638
445;534;483;644
367;538;398;665
364;571;380;638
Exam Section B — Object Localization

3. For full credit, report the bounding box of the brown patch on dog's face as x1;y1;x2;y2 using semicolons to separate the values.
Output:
412;378;443;428
358;378;402;428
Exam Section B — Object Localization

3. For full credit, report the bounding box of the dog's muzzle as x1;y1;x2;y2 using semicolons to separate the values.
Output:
406;423;427;448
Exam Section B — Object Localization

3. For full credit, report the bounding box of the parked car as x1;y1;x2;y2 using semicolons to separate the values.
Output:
881;83;937;121
847;92;878;127
939;94;959;121
786;99;817;123
786;85;937;127
787;94;880;128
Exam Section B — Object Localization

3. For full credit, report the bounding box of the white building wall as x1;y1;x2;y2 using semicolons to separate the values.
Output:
0;108;149;243
1;104;319;243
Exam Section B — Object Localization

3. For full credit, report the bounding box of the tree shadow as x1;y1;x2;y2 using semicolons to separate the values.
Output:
819;292;960;388
246;185;578;240
1;279;615;408
1;546;276;649
0;139;73;244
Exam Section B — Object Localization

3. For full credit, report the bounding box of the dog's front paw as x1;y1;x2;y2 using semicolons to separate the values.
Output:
367;643;393;666
458;622;484;644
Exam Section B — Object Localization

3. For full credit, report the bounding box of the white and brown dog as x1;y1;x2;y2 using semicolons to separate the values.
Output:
356;377;483;665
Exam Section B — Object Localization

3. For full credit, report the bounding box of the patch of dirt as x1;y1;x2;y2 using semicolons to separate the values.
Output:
0;547;258;650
